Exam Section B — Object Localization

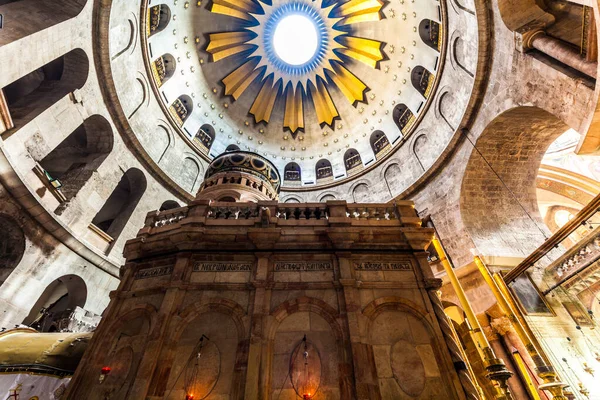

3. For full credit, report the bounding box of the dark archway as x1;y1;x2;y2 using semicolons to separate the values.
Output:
148;4;171;36
344;148;362;173
39;115;113;201
225;144;240;152
411;66;434;98
284;162;301;182
370;130;390;158
170;95;193;126
159;200;181;211
91;168;147;240
194;124;215;153
393;104;415;135
0;214;26;285
23;274;87;331
2;49;89;135
315;159;333;182
0;0;87;46
419;19;441;51
153;54;176;87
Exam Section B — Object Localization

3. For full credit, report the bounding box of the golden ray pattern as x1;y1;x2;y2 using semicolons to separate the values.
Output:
206;0;386;134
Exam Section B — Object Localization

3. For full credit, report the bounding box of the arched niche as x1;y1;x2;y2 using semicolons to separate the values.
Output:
91;168;147;241
170;95;193;127
460;106;568;258
370;130;391;159
0;214;26;285
319;194;336;202
419;19;441;51
151;54;176;87
159;200;181;211
344;148;363;174
148;4;171;36
352;183;370;203
193;124;215;154
411;66;435;98
180;157;201;192
0;0;87;46
161;311;242;398
393;104;415;136
315;159;333;183
384;163;402;195
2;49;89;135
39;114;114;202
366;300;451;398
284;162;302;183
23;274;87;331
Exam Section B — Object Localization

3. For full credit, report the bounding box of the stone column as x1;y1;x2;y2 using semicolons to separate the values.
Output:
515;24;597;79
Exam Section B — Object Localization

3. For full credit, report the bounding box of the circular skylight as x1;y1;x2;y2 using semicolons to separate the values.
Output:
273;14;318;65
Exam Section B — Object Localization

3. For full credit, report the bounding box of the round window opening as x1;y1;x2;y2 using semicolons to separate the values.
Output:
273;14;319;65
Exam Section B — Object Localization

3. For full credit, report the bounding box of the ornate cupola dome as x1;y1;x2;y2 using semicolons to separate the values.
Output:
196;150;281;202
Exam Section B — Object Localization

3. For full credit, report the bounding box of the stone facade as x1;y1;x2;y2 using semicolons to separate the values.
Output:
65;198;471;399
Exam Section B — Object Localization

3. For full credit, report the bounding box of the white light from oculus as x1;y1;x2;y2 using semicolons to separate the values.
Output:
273;14;318;65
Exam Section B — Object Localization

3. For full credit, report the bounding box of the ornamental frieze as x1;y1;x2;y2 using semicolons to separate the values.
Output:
354;262;412;271
134;265;173;280
193;262;253;272
274;262;333;271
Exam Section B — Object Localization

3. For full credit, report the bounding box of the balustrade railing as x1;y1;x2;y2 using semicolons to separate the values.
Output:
347;205;399;221
153;208;188;227
275;204;328;220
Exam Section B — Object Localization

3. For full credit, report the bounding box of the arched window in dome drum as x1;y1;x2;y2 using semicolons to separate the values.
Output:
315;159;333;182
37;115;114;206
91;168;147;245
344;149;363;175
169;95;193;127
151;54;176;87
411;66;435;98
147;4;171;36
419;19;441;51
194;124;215;154
370;130;391;159
1;49;89;137
159;200;180;211
225;144;240;152
393;104;416;136
284;162;302;185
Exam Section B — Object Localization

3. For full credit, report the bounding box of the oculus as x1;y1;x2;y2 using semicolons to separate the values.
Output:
205;0;386;135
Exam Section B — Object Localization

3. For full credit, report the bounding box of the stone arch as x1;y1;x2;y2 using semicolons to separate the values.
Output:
451;34;475;78
384;163;402;195
110;13;138;60
412;134;429;170
148;4;171;36
362;297;454;399
284;162;302;183
81;306;156;399
370;130;391;159
151;298;248;398
352;182;370;203
22;274;87;331
319;193;337;202
39;114;114;202
411;66;434;98
126;73;150;119
0;0;87;46
282;196;302;203
268;297;351;399
150;123;172;164
497;0;554;32
460;106;569;258
180;156;201;192
438;90;460;131
449;0;475;15
91;168;147;241
0;214;26;285
2;48;89;135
